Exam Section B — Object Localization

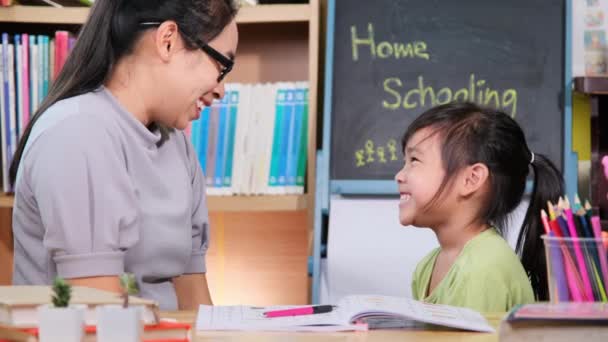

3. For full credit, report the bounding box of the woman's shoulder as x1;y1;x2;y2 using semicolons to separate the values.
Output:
31;91;119;141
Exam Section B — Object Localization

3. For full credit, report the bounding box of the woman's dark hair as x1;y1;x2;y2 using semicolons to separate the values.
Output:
9;0;238;186
401;102;564;300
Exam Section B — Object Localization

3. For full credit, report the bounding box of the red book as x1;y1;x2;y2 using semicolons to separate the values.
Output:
13;320;191;342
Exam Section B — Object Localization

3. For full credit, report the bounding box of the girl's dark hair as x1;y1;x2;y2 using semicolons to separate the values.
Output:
401;102;564;300
9;0;238;186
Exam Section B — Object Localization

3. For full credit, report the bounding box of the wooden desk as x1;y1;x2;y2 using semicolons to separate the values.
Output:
163;311;505;342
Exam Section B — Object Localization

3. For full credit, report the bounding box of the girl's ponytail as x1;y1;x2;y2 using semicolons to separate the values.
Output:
517;152;564;300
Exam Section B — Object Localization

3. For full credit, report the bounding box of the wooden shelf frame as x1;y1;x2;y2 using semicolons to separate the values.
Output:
0;193;307;211
0;4;312;25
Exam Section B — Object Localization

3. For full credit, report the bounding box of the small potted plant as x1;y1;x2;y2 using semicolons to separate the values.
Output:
37;277;85;342
96;273;143;342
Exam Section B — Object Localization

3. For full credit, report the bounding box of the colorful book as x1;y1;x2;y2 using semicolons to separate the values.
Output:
285;87;299;193
205;103;219;192
14;35;22;139
268;88;286;191
295;87;308;194
213;94;229;191
197;107;210;176
0;45;8;192
223;88;238;193
29;35;37;112
21;34;30;133
276;88;293;192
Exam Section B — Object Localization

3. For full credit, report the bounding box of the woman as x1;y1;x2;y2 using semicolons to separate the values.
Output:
10;0;239;310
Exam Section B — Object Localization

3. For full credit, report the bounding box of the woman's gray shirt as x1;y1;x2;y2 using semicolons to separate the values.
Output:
12;87;209;310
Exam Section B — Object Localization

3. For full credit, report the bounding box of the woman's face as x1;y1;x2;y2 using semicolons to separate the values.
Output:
160;19;239;130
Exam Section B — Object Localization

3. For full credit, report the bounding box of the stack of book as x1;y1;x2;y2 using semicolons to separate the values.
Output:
0;31;75;192
190;82;309;196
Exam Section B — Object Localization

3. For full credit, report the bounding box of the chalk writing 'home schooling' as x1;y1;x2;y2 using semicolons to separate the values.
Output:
383;75;518;118
351;23;430;61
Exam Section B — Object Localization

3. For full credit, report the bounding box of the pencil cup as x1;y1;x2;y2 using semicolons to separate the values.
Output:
542;235;608;303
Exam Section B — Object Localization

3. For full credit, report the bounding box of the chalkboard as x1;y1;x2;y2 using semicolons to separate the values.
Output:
328;0;565;181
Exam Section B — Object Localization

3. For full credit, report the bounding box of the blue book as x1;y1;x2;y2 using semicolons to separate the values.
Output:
198;107;210;175
277;89;294;189
289;87;306;191
2;33;12;166
285;87;303;191
268;89;286;189
42;35;49;99
295;88;309;192
223;89;238;190
13;35;21;139
37;35;43;105
29;35;36;110
214;95;229;189
205;105;219;188
190;113;201;166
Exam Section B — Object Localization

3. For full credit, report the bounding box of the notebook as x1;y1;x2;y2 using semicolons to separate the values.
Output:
196;294;495;332
0;286;159;327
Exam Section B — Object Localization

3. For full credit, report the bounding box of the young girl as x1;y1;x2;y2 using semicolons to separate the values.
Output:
395;102;563;312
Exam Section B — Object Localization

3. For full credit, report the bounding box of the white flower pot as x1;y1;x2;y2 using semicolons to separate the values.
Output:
37;304;85;342
96;305;143;342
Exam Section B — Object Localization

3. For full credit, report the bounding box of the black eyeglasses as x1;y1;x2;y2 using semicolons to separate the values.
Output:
140;21;234;82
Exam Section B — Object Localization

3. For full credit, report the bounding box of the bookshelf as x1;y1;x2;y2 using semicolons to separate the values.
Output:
0;4;312;24
0;1;320;305
0;2;319;213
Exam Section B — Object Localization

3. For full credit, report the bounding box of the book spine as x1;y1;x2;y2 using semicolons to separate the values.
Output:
295;87;309;194
268;88;285;192
277;88;293;193
205;103;219;193
36;36;43;106
2;34;12;173
21;34;29;129
29;36;37;112
214;94;229;191
0;44;7;192
285;86;300;193
198;106;210;176
190;110;201;167
8;44;16;161
43;36;49;99
223;88;238;194
14;35;22;140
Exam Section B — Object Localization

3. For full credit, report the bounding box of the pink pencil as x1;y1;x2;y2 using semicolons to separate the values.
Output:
564;198;594;301
591;216;608;293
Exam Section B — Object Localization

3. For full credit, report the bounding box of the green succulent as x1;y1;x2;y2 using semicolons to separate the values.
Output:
51;277;72;308
119;273;139;308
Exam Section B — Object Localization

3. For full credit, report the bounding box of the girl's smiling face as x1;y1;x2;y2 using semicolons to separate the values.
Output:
394;127;448;227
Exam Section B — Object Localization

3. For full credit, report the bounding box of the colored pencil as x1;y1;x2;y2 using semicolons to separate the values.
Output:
563;197;595;301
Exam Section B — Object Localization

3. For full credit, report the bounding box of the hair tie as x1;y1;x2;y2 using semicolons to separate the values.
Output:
529;152;535;165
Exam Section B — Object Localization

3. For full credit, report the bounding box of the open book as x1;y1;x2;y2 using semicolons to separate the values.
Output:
196;295;495;332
